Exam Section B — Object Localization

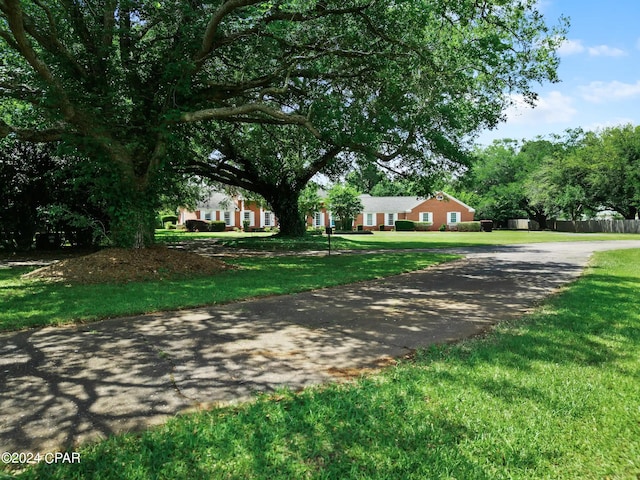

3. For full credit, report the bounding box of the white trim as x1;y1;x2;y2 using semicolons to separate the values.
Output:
385;212;397;226
313;211;324;227
439;192;476;213
242;210;255;226
419;211;433;223
223;211;234;227
447;211;461;224
364;212;376;227
262;210;275;227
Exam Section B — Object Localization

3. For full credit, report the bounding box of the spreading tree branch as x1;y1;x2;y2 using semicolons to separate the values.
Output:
195;0;263;64
1;0;77;119
178;103;322;139
0;119;66;142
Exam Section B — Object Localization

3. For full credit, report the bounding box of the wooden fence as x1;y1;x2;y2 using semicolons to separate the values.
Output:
507;219;539;230
553;220;640;234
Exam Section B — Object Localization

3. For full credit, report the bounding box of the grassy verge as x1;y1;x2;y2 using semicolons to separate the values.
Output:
12;249;640;479
156;229;640;251
0;252;456;332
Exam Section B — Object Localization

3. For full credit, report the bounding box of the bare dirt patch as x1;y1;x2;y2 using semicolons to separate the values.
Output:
22;246;234;284
326;355;401;380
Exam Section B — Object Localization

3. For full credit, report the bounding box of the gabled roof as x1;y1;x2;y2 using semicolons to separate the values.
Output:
359;192;475;213
198;192;237;211
194;190;475;213
359;195;424;213
439;192;476;213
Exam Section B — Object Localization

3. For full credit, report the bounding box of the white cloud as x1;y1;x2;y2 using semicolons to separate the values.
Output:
588;45;627;57
583;118;636;132
558;39;585;56
505;91;577;125
558;39;626;57
579;80;640;103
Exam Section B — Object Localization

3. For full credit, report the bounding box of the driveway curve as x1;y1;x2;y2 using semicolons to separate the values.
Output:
1;240;639;453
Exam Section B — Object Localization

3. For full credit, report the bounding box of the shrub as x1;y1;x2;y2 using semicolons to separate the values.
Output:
357;224;363;231
395;220;415;231
161;215;178;225
336;218;353;231
379;224;385;231
185;219;210;232
414;222;432;231
456;221;481;232
210;220;226;232
439;224;447;232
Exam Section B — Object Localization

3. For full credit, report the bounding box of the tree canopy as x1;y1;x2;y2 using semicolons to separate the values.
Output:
327;184;363;230
577;125;640;219
1;0;567;243
455;125;640;226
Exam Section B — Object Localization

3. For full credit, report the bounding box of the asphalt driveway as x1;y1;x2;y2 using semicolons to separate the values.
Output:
1;240;639;453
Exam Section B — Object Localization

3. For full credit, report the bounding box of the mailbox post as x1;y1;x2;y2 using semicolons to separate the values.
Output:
325;226;333;255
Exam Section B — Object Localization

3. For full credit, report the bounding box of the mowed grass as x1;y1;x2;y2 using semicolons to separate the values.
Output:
0;252;456;331
14;249;640;480
156;228;640;251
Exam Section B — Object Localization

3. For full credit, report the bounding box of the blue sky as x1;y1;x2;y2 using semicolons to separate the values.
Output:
476;0;640;145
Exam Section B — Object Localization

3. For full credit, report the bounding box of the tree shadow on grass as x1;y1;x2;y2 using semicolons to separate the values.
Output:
6;248;640;478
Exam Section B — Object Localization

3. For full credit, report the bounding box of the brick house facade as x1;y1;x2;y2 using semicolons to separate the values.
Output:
178;193;276;231
353;192;475;231
179;191;475;231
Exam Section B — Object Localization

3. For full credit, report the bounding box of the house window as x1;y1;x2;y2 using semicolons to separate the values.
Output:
204;212;212;221
223;211;233;226
386;213;396;226
329;214;335;227
313;212;323;227
365;213;375;227
419;212;432;223
263;211;274;227
243;210;255;226
447;212;460;224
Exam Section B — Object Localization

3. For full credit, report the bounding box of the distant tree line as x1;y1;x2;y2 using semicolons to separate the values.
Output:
448;125;640;227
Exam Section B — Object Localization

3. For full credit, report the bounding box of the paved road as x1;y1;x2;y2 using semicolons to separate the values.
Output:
1;240;639;453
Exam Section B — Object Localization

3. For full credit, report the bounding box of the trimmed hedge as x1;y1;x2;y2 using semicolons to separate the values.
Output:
395;220;415;231
414;222;432;231
210;220;227;232
185;219;210;232
456;221;481;232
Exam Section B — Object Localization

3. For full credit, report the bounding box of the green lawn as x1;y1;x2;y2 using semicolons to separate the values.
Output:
156;228;640;251
13;248;640;479
0;252;456;332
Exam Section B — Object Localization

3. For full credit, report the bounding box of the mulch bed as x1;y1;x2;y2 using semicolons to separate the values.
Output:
21;246;235;284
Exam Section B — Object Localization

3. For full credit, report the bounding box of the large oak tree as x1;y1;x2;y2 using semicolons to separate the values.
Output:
1;0;566;244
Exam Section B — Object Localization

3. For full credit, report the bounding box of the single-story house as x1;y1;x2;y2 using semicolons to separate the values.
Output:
178;193;277;231
356;192;475;231
179;191;475;231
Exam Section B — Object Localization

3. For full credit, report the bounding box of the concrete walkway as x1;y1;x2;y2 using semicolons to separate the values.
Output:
1;240;639;453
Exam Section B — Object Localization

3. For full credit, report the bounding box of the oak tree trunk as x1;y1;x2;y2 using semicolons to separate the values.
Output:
264;189;306;237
